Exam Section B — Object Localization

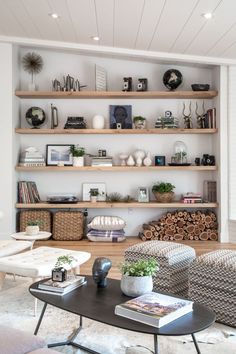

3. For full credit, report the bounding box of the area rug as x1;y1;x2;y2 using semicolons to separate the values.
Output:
0;276;236;354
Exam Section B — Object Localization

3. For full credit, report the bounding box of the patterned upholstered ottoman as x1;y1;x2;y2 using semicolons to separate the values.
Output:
124;241;196;296
189;250;236;327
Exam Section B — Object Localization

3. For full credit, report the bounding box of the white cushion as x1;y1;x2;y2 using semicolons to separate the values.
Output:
0;240;32;258
0;246;91;277
88;216;126;230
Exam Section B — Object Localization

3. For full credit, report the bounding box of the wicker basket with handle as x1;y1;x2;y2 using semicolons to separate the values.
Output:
52;211;84;240
19;210;52;232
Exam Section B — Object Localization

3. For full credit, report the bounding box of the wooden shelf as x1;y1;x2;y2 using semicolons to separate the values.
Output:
15;202;218;209
15;165;217;172
15;90;218;99
15;128;218;135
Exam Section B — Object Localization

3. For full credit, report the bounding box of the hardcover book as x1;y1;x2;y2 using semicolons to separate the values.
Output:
38;275;86;293
115;292;193;328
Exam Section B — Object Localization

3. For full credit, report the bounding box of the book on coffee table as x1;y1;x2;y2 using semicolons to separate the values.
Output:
31;276;87;296
115;292;193;328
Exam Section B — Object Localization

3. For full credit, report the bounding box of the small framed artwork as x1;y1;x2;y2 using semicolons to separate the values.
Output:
109;105;132;129
82;183;106;201
155;156;166;166
46;144;73;166
138;187;149;203
95;65;107;91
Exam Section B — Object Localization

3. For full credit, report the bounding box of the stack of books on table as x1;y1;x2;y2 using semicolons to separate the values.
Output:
155;116;179;129
181;193;202;204
91;156;113;166
115;292;193;328
31;275;87;296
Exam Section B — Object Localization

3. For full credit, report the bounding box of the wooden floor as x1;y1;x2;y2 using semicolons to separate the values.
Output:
35;238;236;280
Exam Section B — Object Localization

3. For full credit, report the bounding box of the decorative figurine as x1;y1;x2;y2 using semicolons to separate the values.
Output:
137;78;148;91
122;77;132;91
195;101;206;129
163;69;183;91
182;102;193;129
92;257;112;288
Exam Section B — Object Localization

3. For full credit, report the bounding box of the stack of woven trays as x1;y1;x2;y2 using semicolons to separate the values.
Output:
189;250;236;327
124;241;196;296
87;216;126;242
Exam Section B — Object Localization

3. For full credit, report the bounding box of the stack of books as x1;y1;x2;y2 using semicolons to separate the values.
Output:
155;116;179;129
19;147;45;167
115;292;193;328
205;108;216;129
18;181;41;203
203;181;217;202
31;275;87;296
181;193;202;204
91;156;113;166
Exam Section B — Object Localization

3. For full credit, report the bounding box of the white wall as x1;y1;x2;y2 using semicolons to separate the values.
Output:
14;47;219;237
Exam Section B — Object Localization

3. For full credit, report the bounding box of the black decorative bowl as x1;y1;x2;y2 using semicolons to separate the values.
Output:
191;84;210;91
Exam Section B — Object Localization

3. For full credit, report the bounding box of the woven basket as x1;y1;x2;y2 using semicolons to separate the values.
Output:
153;192;174;203
53;211;84;240
19;210;52;232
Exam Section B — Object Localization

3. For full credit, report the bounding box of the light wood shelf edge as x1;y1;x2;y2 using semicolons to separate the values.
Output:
15;128;218;135
15;202;218;209
15;90;218;99
15;165;217;171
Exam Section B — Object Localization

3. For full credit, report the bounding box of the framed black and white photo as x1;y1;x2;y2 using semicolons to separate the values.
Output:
109;105;132;129
82;183;106;201
138;187;149;203
46;144;73;166
155;156;166;166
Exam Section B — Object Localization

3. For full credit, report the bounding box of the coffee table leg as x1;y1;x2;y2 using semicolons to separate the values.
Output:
154;334;159;354
191;333;201;354
34;302;48;335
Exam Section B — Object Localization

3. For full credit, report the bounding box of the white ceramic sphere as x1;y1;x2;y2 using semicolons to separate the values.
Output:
92;115;105;129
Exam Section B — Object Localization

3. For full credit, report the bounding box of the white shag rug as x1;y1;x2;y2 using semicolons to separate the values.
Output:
0;276;236;354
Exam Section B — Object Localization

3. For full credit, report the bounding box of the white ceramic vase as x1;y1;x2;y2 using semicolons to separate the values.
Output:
92;115;105;129
126;155;135;166
143;152;152;166
120;275;153;297
90;196;98;203
134;150;145;166
73;156;84;167
25;225;39;235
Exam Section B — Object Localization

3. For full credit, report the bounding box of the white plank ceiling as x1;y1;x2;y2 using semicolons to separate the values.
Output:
1;0;236;59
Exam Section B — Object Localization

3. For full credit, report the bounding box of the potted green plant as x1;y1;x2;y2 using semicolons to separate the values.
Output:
89;189;100;203
152;182;175;203
70;145;85;167
120;258;158;297
25;220;42;235
133;116;146;129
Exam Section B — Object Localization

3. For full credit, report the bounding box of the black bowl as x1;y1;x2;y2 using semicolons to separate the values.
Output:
191;84;210;91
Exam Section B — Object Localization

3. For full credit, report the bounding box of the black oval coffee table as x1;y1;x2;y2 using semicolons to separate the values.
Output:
30;276;215;354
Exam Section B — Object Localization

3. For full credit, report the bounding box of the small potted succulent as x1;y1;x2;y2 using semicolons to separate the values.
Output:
120;258;158;297
89;189;100;203
152;182;175;203
70;145;85;167
133;116;146;129
25;220;42;235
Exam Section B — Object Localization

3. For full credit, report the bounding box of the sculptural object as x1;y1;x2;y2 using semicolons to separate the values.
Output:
182;102;193;129
92;257;112;288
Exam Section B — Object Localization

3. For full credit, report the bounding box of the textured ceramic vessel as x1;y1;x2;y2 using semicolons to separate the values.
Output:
25;225;39;235
92;115;105;129
126;155;135;166
73;156;84;167
120;275;153;297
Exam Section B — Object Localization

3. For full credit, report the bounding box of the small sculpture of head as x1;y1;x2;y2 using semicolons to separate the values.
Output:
92;257;112;288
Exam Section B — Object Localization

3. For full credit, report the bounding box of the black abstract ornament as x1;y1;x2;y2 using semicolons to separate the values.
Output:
163;69;183;91
25;107;46;128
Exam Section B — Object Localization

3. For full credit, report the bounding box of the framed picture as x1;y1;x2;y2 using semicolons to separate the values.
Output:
109;105;132;129
46;144;73;166
155;156;166;166
138;187;149;203
82;183;106;201
95;65;107;91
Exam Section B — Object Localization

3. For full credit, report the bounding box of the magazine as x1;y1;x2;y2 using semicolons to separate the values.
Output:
38;275;86;293
115;292;193;328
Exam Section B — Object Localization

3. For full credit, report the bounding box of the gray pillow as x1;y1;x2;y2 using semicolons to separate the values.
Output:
0;325;45;354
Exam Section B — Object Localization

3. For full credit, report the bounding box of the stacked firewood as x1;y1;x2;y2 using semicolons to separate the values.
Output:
140;210;218;242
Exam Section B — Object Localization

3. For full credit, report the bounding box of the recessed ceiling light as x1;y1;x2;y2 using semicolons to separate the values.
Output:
91;36;100;41
202;12;213;19
49;13;60;19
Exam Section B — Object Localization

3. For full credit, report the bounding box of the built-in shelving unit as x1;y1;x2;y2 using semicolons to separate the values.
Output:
15;165;217;172
15;128;218;135
15;90;218;99
15;202;218;209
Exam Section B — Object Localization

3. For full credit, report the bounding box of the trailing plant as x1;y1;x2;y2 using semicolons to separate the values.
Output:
54;255;77;269
133;116;146;122
26;220;42;226
106;192;123;202
152;182;175;194
70;145;85;157
120;258;158;277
